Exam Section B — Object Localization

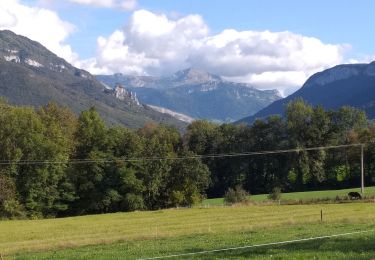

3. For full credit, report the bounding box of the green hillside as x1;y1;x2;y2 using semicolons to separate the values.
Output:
0;30;186;129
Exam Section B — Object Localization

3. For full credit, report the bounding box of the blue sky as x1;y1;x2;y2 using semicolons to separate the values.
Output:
2;0;374;95
47;0;374;60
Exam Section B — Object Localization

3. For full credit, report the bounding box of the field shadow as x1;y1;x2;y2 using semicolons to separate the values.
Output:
178;236;375;259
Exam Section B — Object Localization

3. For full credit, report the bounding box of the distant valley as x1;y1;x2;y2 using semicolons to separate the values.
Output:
97;69;281;122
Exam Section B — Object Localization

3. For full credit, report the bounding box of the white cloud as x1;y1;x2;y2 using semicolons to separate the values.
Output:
69;0;137;10
0;3;349;95
84;10;347;94
0;0;78;63
84;10;209;75
76;29;159;75
346;55;375;64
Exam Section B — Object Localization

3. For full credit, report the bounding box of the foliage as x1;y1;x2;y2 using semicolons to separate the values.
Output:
0;98;374;218
0;103;74;218
0;174;24;218
224;185;249;204
168;149;210;207
268;187;282;201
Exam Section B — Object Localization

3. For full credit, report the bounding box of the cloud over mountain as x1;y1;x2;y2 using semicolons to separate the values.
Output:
0;0;78;63
84;9;347;95
0;3;349;95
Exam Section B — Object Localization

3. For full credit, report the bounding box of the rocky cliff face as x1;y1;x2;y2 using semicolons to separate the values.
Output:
104;84;140;106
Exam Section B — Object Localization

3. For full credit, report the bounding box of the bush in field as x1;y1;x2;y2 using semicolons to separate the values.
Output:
268;187;282;201
0;175;25;219
224;186;249;205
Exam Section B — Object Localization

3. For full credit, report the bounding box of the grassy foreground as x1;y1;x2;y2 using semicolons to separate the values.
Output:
203;186;375;206
2;202;375;259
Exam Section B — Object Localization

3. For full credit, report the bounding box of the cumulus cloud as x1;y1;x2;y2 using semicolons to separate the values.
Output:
84;10;209;75
84;9;347;95
69;0;137;10
0;2;348;95
0;0;78;63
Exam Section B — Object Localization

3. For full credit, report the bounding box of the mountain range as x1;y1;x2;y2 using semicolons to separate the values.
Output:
0;30;186;129
97;69;281;122
3;29;375;128
237;61;375;124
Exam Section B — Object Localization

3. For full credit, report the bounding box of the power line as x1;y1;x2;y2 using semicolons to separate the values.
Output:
0;143;364;166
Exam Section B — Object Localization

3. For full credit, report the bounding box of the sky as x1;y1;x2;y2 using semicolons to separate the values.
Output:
0;0;374;96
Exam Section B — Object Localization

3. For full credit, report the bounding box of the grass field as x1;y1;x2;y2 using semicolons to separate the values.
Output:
10;223;375;259
2;201;375;259
202;186;375;206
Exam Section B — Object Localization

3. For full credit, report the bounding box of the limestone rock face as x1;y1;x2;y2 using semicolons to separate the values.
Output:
110;84;140;106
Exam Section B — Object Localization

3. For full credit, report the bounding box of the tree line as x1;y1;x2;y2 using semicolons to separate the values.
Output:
0;98;374;218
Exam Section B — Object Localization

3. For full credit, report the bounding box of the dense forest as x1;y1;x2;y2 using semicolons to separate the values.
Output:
0;98;375;219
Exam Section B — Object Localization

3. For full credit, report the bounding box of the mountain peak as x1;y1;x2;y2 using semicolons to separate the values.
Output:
172;68;221;84
97;69;282;122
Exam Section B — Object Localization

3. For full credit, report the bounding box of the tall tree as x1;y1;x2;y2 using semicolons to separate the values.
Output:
167;149;210;207
184;120;221;197
138;124;180;209
0;104;74;217
244;116;289;193
70;107;109;214
103;127;145;212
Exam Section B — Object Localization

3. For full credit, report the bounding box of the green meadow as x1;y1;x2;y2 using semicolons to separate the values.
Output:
202;186;375;206
2;200;375;259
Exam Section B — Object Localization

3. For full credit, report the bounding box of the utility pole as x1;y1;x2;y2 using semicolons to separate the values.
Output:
361;144;364;195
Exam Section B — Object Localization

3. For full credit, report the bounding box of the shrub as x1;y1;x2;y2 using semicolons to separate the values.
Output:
0;175;25;218
2;199;26;219
268;187;282;201
224;185;249;205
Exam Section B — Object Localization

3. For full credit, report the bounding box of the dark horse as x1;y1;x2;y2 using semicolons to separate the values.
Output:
348;191;362;200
